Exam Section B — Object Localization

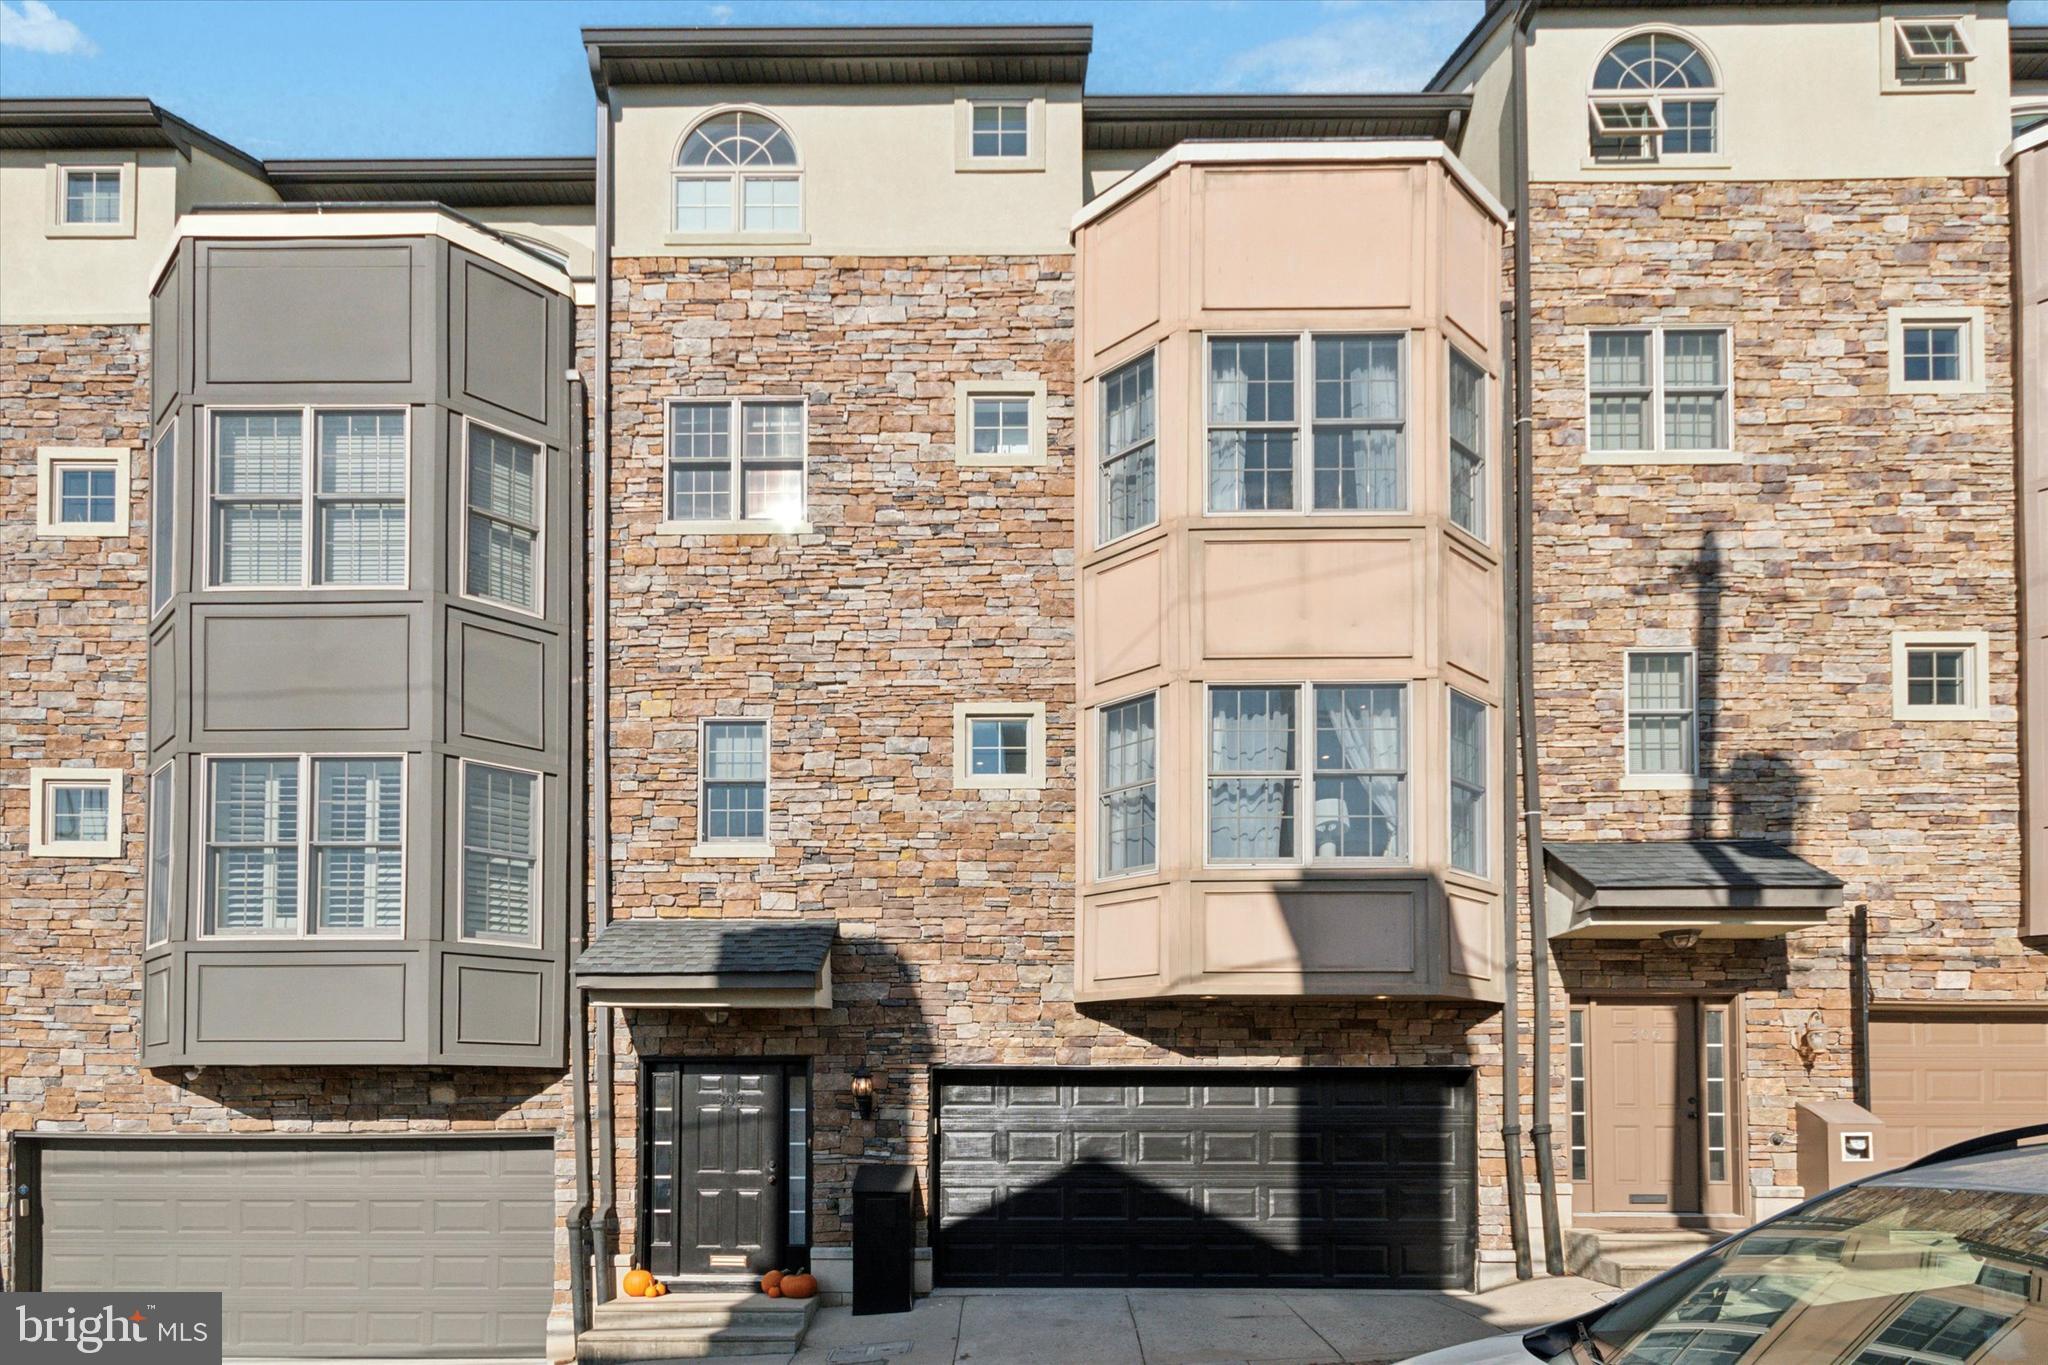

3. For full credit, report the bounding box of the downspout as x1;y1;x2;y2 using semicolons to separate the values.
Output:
1498;302;1532;1282
1850;904;1871;1110
566;373;594;1337
1512;0;1566;1276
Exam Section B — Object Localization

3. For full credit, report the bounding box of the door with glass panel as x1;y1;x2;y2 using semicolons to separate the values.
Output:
1573;998;1738;1220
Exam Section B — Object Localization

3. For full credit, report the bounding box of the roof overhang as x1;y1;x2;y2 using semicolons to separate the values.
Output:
263;158;596;208
1083;94;1472;152
2013;27;2048;85
583;24;1091;95
572;918;836;1011
1545;840;1843;941
0;97;267;181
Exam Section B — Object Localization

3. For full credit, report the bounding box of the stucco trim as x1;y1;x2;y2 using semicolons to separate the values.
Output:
149;209;574;297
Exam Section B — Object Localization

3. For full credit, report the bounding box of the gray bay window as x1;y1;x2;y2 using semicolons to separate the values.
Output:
466;422;541;610
462;762;539;943
207;755;403;936
211;408;408;587
1449;691;1487;876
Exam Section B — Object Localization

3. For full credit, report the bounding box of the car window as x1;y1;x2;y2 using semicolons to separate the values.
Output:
1582;1179;2046;1364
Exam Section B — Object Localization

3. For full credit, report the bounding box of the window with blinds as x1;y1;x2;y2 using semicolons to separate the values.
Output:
147;764;174;946
209;408;408;587
207;758;302;934
152;425;175;614
462;762;539;943
204;755;405;937
465;423;542;612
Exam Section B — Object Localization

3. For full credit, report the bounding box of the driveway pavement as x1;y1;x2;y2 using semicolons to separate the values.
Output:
728;1277;1613;1365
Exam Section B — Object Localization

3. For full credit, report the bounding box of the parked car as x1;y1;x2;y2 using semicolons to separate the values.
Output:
1406;1124;2048;1363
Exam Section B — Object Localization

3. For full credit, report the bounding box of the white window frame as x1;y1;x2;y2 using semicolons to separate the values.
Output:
1882;13;1977;94
1887;307;1986;395
954;376;1048;467
151;421;177;619
952;701;1047;792
1891;629;1991;721
27;767;124;859
1447;344;1489;542
1583;26;1727;170
460;414;546;617
36;446;131;537
693;716;773;858
48;158;136;239
1448;689;1491;880
1096;690;1160;881
659;395;811;535
1203;330;1411;516
956;92;1046;172
1202;681;1411;870
204;405;413;592
146;761;175;947
1622;648;1703;789
1583;326;1736;465
669;105;806;244
456;756;542;946
200;753;408;939
1097;348;1159;547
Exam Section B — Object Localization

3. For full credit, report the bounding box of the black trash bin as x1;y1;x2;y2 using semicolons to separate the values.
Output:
850;1164;917;1315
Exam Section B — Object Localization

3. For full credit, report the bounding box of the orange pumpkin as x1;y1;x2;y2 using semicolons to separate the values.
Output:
764;1284;783;1297
650;1282;668;1297
760;1269;784;1294
622;1267;654;1298
781;1272;817;1300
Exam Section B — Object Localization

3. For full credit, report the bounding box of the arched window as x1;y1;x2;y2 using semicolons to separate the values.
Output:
1588;32;1720;164
672;110;801;234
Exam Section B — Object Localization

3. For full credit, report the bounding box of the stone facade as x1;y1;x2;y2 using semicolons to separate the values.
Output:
1524;177;2039;1204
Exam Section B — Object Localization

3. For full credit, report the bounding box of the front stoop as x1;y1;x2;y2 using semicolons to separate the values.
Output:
1563;1228;1721;1289
577;1291;818;1362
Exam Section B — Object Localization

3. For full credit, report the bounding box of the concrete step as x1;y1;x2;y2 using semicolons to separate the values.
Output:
579;1291;816;1362
1563;1228;1721;1289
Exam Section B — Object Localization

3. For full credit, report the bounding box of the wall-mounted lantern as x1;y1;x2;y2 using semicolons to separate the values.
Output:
1794;1011;1829;1068
850;1065;876;1120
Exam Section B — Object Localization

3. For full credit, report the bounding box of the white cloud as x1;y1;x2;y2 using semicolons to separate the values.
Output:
708;3;734;21
0;0;97;56
1225;1;1483;93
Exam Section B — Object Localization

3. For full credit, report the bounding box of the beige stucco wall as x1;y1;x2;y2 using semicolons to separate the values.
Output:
2017;134;2048;940
176;145;278;213
1073;154;1507;1003
468;206;597;280
610;82;1083;257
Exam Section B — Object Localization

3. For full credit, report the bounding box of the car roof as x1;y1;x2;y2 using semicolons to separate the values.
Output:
1868;1144;2048;1195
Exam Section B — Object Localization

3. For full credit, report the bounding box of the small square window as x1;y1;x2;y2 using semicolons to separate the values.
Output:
59;465;118;524
1906;648;1967;708
972;397;1032;458
63;169;121;224
954;378;1046;467
1894;631;1989;720
36;448;131;537
28;768;123;858
971;102;1029;159
1902;326;1962;384
1888;309;1983;394
954;703;1046;791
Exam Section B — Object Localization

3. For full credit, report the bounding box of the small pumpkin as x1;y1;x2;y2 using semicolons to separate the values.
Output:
650;1281;668;1298
760;1269;784;1295
781;1272;818;1300
623;1267;654;1298
764;1283;783;1297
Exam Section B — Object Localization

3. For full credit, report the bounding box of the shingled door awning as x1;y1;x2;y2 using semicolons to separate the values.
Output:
572;919;836;1009
1545;840;1843;940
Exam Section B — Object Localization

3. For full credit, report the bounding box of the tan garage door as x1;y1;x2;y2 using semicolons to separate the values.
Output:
35;1139;553;1359
1869;1013;2048;1168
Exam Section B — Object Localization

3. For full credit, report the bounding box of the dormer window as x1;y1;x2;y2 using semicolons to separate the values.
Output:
1894;19;1973;87
673;110;802;235
1588;32;1720;163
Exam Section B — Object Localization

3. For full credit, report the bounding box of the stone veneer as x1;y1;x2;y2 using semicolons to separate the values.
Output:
1525;178;2042;1203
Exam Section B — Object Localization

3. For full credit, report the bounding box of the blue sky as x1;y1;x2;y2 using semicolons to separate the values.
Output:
3;0;2046;159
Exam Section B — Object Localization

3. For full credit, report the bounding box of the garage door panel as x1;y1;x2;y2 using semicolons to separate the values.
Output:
36;1139;552;1358
1870;1013;2048;1169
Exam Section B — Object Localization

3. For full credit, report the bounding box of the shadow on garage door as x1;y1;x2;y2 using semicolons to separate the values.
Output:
932;1067;1475;1289
18;1136;554;1358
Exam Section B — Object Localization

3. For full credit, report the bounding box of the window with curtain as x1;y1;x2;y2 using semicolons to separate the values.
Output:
315;412;406;585
1100;694;1156;877
147;764;173;946
312;758;402;933
466;423;541;611
207;757;301;934
1449;348;1486;537
152;425;175;614
674;111;801;234
702;720;769;843
1208;686;1299;861
668;398;806;525
462;763;539;942
1207;337;1297;512
1099;351;1157;544
1312;334;1404;510
1449;690;1487;876
212;411;304;586
1626;651;1696;776
1311;684;1406;860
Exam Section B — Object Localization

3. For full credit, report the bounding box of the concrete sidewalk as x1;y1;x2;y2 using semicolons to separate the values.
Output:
718;1276;1613;1365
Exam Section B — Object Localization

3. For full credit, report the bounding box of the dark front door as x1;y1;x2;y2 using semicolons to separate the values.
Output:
644;1062;787;1276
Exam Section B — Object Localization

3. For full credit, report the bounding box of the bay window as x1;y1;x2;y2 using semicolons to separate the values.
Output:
210;407;409;587
206;755;403;936
1099;694;1157;877
461;761;539;943
1207;333;1406;513
1207;683;1407;865
465;420;542;611
1099;351;1157;544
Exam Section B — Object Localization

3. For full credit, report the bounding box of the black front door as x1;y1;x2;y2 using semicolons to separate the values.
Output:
644;1062;787;1276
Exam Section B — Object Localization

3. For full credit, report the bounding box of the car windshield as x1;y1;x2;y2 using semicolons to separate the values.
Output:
1581;1171;2046;1364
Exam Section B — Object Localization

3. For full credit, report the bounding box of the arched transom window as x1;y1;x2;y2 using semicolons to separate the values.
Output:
1588;32;1720;163
673;110;802;234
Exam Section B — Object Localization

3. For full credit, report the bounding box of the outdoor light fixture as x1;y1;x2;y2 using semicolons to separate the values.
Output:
1660;928;1703;949
850;1065;876;1120
1794;1011;1828;1068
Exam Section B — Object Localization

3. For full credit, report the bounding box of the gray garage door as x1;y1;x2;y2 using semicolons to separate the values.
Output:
34;1139;553;1358
934;1068;1474;1288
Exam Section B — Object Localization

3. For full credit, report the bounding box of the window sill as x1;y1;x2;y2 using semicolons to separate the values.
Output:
1578;157;1733;174
1620;774;1708;791
1582;450;1742;467
1893;706;1991;723
692;841;776;860
656;519;814;537
957;777;1048;793
1891;380;1986;396
956;159;1046;174
46;220;136;240
956;453;1050;469
28;843;120;860
663;232;811;249
38;522;127;539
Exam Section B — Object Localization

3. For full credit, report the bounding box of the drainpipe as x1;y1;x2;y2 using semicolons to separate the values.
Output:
1512;0;1566;1276
1850;905;1871;1110
566;374;594;1336
1498;302;1532;1282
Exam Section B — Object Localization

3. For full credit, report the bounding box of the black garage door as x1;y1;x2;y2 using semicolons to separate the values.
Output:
933;1068;1474;1288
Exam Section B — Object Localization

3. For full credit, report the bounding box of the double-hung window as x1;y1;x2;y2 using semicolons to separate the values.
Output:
461;761;539;943
1448;348;1487;538
1099;694;1157;877
1207;683;1407;865
1449;691;1488;877
147;764;174;945
151;425;175;613
1207;334;1406;513
1894;19;1973;88
1624;651;1698;781
667;398;806;527
1098;351;1157;544
1587;328;1731;459
700;719;770;849
210;408;408;587
465;421;542;611
206;755;403;936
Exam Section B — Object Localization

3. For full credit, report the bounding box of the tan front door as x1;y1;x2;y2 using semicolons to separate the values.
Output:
1589;1000;1701;1213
